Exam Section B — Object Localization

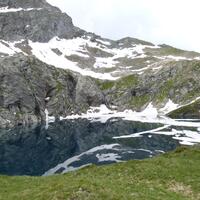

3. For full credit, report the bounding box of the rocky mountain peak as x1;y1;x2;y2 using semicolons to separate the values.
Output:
0;0;84;42
0;0;50;9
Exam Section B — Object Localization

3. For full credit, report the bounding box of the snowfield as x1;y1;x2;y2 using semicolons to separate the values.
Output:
1;36;198;79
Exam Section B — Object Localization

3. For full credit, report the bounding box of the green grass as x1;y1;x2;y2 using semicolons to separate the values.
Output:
96;80;115;90
160;46;185;55
155;79;174;103
168;100;200;118
115;74;138;89
96;74;138;91
0;146;200;200
145;45;200;57
56;81;64;93
129;94;150;109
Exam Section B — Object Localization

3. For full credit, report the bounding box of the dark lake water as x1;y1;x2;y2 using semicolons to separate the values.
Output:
0;118;197;176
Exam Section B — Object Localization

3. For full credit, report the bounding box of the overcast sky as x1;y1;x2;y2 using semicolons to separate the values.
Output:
47;0;200;52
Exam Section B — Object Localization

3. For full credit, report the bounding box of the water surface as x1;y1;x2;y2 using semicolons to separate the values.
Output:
0;118;199;176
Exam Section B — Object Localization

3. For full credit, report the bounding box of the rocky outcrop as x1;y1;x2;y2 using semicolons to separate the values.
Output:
0;54;105;128
0;0;84;42
97;60;200;112
1;46;200;128
75;76;105;108
0;0;51;9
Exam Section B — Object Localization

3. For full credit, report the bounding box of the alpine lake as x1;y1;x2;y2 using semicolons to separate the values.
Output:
0;117;200;176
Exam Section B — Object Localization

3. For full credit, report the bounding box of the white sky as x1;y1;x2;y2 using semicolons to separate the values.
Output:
47;0;200;52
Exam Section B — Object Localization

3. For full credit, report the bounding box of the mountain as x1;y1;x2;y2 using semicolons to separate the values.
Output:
0;0;84;42
0;0;200;128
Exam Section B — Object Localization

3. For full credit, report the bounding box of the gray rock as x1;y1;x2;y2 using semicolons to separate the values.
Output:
0;54;104;127
0;0;53;9
75;76;105;108
0;0;84;42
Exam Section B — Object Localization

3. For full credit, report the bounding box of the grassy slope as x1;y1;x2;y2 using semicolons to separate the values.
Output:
168;100;200;118
0;146;200;200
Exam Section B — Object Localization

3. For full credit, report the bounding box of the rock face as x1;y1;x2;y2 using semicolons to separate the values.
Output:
0;54;105;128
0;0;84;42
0;0;50;9
97;60;200;111
0;0;200;128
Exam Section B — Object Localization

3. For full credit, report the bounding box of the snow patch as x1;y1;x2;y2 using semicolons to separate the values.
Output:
94;57;118;69
115;66;149;74
113;125;171;139
62;103;158;123
29;38;119;80
43;144;120;175
152;66;163;71
62;102;200;146
44;109;55;129
0;40;23;55
96;39;111;46
45;97;50;101
159;99;179;114
154;55;195;61
165;55;192;61
0;7;42;13
172;129;200;145
96;153;121;162
114;124;200;146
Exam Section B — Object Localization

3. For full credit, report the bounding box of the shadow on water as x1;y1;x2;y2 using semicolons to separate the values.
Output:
0;118;179;176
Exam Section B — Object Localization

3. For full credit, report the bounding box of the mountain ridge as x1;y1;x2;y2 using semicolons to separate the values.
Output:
0;0;200;128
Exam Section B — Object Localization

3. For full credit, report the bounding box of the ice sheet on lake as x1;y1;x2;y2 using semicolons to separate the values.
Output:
43;144;121;175
62;103;159;123
62;101;200;146
43;143;158;176
96;153;121;162
61;102;200;128
114;125;200;146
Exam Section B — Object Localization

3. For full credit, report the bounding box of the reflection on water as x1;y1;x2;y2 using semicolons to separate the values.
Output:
0;118;190;176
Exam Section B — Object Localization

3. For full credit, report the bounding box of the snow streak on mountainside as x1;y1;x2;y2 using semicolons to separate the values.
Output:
0;1;199;80
1;36;200;80
0;7;42;13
